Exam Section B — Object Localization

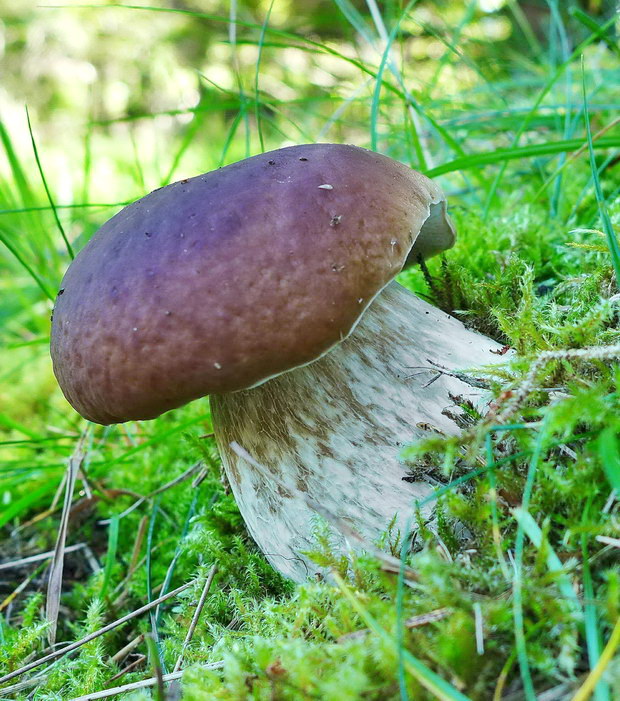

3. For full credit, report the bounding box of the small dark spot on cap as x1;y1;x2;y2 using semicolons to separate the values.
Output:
268;160;276;165
330;215;342;227
164;310;172;316
299;157;308;161
58;288;65;295
181;178;189;184
144;232;152;238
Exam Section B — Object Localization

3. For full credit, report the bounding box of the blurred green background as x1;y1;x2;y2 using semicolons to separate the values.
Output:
1;0;614;203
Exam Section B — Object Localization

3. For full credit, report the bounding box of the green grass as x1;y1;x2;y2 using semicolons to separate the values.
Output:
1;1;620;699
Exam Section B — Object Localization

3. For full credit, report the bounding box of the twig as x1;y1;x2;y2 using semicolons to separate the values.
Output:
78;463;94;501
67;662;224;701
173;564;218;672
0;582;192;686
337;607;452;642
0;673;49;697
106;654;146;684
424;359;492;390
192;464;210;488
110;633;144;664
494;344;620;425
129;516;148;574
0;543;85;572
405;607;452;628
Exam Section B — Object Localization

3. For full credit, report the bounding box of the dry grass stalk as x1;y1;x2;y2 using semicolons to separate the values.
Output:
596;535;620;548
0;563;46;614
106;653;146;684
405;607;453;628
0;673;49;697
0;543;86;572
67;662;224;701
0;581;192;686
110;633;144;664
473;602;484;655
173;564;218;672
46;438;86;645
337;607;453;643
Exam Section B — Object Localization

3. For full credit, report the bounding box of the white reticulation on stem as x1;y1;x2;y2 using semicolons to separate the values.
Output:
211;281;507;582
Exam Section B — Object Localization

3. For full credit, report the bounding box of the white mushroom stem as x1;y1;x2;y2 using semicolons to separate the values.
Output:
210;281;507;582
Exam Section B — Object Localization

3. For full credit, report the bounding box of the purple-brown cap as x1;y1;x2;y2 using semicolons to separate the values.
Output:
50;143;455;424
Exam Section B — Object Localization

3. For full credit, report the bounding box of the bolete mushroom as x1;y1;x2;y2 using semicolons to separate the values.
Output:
51;143;505;581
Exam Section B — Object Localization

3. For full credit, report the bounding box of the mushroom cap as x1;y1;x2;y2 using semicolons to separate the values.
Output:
50;143;454;424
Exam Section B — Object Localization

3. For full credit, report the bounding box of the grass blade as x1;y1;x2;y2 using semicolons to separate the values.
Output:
581;58;620;285
512;422;549;701
512;508;581;611
253;0;275;153
369;2;414;151
25;107;74;260
100;515;120;600
146;495;166;674
572;616;620;701
333;572;472;701
596;428;620;493
0;227;55;301
425;136;620;178
581;502;610;701
480;14;618;217
570;8;620;59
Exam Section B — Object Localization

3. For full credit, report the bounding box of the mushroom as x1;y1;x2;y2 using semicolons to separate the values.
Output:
51;143;505;581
